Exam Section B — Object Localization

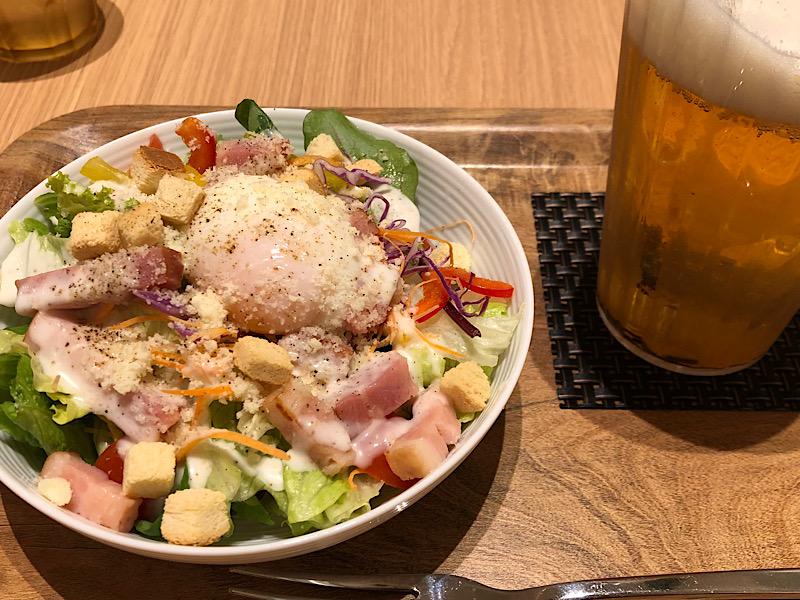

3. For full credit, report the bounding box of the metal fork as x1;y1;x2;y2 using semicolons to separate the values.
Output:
229;567;800;599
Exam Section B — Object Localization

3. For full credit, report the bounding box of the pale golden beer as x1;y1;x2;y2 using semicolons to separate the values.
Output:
597;0;800;374
0;0;100;63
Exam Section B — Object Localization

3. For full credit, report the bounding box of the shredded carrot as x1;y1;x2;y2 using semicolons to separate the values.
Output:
191;397;212;427
163;385;234;398
415;326;465;359
348;469;368;490
379;228;454;267
424;219;477;246
188;327;237;342
176;429;289;461
107;314;173;330
151;349;184;362
152;357;185;372
89;303;116;325
406;277;438;304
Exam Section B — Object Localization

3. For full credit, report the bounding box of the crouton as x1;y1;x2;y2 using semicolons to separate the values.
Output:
153;174;206;225
430;241;472;272
306;133;345;165
118;202;165;248
161;488;230;546
122;442;176;499
130;146;185;194
68;211;121;260
233;336;293;384
440;361;491;413
385;424;448;481
37;477;72;506
279;168;325;194
350;158;383;175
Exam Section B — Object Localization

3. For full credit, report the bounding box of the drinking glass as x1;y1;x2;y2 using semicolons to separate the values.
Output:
597;0;800;375
0;0;101;63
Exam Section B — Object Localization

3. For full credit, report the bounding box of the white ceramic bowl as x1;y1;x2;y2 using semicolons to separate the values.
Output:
0;109;533;563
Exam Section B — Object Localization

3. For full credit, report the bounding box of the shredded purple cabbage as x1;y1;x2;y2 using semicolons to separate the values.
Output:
364;194;390;223
443;302;481;338
171;322;195;337
463;296;490;317
312;159;390;189
422;255;468;314
386;219;407;230
133;290;190;319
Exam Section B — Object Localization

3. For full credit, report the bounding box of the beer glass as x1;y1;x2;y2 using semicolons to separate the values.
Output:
0;0;100;63
597;0;800;375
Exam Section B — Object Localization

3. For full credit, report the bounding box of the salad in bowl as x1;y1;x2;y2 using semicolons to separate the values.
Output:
0;101;521;547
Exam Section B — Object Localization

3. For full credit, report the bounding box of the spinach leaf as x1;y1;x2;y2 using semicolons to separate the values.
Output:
134;513;163;539
235;99;278;135
231;495;277;526
302;109;419;202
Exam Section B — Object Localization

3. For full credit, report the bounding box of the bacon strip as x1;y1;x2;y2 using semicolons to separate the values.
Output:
16;247;183;316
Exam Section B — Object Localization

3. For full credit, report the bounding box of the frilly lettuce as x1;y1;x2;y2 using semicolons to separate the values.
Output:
418;301;519;369
280;466;382;536
30;356;91;424
391;301;518;386
34;172;115;237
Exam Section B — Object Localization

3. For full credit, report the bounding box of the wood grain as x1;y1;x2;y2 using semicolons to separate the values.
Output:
0;0;626;153
4;107;800;600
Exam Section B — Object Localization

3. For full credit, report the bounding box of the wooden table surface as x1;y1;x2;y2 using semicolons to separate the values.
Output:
0;0;625;153
2;106;800;600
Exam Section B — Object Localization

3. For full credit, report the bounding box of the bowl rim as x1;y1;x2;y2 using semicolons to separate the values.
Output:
0;107;534;562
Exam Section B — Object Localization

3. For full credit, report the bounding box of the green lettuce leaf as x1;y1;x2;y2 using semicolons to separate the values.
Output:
419;302;519;370
209;399;241;431
0;329;27;355
231;495;278;527
280;467;382;535
283;466;349;524
34;172;115;237
395;341;446;387
8;218;50;244
30;356;91;425
189;441;268;503
6;355;95;462
302;109;419;201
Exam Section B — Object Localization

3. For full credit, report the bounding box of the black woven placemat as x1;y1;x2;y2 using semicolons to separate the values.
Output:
533;192;800;410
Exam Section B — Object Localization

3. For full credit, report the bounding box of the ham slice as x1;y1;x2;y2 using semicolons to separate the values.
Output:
215;135;291;175
349;208;379;238
410;387;460;445
332;351;418;435
351;417;414;468
16;246;183;316
26;311;185;441
263;381;354;475
352;386;460;470
41;452;141;532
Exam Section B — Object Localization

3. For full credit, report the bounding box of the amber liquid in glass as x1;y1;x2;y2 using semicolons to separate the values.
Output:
0;0;100;63
597;32;800;373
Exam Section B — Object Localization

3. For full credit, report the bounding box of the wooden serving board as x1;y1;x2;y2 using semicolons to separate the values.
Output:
2;107;800;600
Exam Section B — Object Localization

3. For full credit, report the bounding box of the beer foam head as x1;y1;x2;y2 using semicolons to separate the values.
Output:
627;0;800;125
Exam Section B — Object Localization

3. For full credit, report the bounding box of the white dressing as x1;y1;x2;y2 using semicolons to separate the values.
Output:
187;440;285;492
286;448;317;472
370;184;420;231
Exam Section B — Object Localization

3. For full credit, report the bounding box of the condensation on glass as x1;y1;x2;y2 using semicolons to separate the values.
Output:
597;0;800;374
